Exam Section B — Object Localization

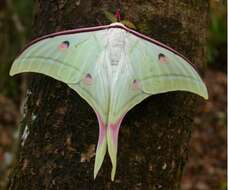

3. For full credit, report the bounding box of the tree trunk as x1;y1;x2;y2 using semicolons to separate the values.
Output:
7;1;209;190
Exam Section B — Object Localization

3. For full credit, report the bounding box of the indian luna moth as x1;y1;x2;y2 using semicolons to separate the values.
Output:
10;22;208;181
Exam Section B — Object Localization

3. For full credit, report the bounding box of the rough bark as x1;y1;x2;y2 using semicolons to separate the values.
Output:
7;1;209;190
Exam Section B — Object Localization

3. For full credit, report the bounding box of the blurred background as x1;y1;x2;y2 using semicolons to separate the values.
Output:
0;0;226;189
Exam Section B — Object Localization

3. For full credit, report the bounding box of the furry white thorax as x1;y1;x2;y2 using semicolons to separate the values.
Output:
95;25;134;93
105;27;132;85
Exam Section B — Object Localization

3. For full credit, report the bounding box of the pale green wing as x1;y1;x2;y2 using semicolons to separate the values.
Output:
105;29;208;181
68;51;110;179
10;29;111;180
127;33;208;100
10;31;104;83
10;30;110;119
106;58;149;180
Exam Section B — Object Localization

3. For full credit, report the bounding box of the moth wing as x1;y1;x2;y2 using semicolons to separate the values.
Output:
127;33;208;100
10;29;110;179
105;32;209;180
10;30;106;84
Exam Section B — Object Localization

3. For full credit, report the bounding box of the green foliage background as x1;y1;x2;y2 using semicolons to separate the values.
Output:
0;0;34;99
208;0;227;68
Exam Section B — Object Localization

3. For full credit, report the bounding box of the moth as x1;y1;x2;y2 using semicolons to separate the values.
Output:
10;22;208;181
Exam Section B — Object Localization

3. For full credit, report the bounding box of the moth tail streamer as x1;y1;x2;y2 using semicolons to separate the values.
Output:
107;116;124;181
94;113;107;179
